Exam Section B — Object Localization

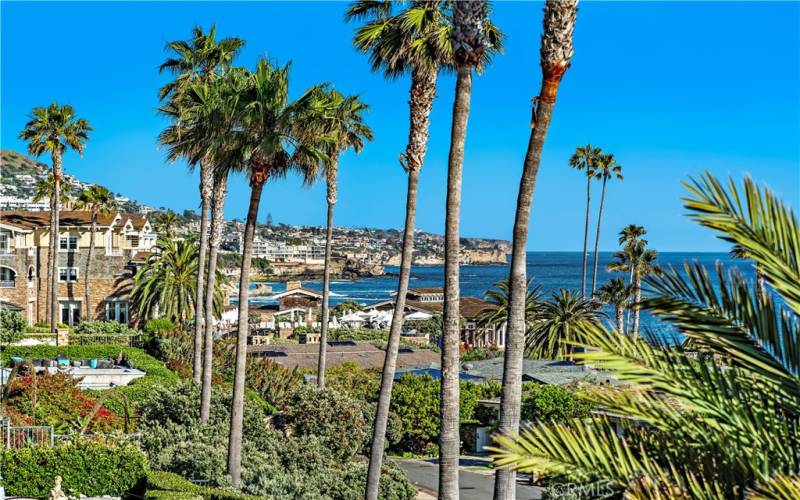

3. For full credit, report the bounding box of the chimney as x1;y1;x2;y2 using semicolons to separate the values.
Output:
286;280;302;291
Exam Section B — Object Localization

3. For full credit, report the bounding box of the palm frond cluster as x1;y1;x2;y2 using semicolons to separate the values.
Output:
490;173;800;498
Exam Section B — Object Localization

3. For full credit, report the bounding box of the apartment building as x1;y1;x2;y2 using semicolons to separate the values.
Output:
0;210;156;326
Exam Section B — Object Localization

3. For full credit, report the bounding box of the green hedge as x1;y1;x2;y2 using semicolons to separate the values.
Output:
1;346;178;418
0;439;148;498
144;471;260;500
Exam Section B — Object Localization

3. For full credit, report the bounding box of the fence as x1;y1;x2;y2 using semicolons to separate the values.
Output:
4;424;54;448
70;333;142;347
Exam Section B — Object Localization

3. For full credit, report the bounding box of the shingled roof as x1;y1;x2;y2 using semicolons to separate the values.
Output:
248;341;439;370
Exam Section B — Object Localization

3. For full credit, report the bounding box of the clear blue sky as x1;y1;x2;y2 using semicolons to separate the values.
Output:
2;1;798;251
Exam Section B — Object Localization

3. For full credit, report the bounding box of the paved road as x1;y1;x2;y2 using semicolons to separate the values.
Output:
398;459;542;500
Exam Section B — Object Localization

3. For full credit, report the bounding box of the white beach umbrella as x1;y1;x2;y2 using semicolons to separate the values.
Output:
405;311;432;321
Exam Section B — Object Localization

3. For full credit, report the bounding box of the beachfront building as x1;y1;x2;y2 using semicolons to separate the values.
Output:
0;210;156;326
252;236;324;264
366;287;505;349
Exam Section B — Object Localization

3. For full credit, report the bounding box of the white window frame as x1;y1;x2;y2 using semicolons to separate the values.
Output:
59;300;82;327
59;235;79;252
0;232;9;253
58;267;79;283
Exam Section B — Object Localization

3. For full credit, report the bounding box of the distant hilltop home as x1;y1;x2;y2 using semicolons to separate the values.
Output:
0;210;157;326
367;287;506;349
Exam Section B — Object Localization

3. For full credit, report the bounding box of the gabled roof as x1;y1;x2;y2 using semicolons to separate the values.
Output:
367;296;493;319
270;287;323;300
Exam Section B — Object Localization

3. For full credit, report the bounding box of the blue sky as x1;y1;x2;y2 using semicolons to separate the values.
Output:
2;1;798;251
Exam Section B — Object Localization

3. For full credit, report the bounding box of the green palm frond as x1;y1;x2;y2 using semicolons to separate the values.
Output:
747;473;800;500
683;174;800;312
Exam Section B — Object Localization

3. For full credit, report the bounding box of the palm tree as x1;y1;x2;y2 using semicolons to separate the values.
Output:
158;24;244;384
19;103;92;332
569;144;601;298
32;175;75;207
595;277;630;334
526;289;600;359
346;3;503;495
608;227;657;337
589;153;623;294
440;3;493;495
74;185;117;319
226;59;328;486
478;278;541;332
312;89;373;389
154;210;180;238
494;2;578;498
130;238;224;324
491;174;800;499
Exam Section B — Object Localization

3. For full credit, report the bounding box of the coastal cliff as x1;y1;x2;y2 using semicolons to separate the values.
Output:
384;247;508;266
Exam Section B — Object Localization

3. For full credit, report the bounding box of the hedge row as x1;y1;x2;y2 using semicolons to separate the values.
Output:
144;471;261;500
0;439;148;498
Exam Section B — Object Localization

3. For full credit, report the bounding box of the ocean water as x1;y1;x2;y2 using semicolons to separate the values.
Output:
249;251;752;339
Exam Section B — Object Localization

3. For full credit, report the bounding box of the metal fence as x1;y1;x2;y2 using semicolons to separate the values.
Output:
4;424;54;448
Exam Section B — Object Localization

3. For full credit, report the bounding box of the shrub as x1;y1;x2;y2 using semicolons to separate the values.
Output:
144;471;259;499
5;372;122;433
0;307;25;345
0;439;147;498
326;361;380;402
462;347;502;361
74;320;139;335
144;318;177;335
390;374;488;454
280;386;367;461
520;384;594;423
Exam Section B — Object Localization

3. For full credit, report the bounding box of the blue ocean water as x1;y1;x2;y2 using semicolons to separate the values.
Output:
249;251;752;339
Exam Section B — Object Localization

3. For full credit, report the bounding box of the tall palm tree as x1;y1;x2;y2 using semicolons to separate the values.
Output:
608;226;657;337
158;24;244;384
74;185;117;319
494;2;578;498
19;103;92;332
130;238;224;324
526;289;600;359
595;277;630;334
312;89;373;388
589;153;623;294
154;210;180;238
226;59;328;486
346;3;502;496
478;278;541;332
491;174;800;499
440;3;493;496
569;144;601;298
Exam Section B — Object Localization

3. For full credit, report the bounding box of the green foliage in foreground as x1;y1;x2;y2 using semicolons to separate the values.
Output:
1;345;178;419
0;307;25;345
491;174;800;498
0;439;147;498
144;470;260;499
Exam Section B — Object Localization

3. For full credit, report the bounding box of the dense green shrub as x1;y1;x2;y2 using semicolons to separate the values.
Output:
144;471;260;499
390;374;493;454
520;383;594;423
280;386;367;461
0;307;25;344
326;361;381;401
144;318;177;335
461;347;503;361
74;320;139;335
0;439;147;498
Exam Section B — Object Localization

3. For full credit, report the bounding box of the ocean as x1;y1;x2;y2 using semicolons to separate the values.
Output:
249;251;750;340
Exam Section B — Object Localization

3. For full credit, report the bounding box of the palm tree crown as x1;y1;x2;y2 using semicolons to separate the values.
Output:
478;278;542;332
527;289;601;359
593;152;623;182
19;103;92;159
32;175;74;206
74;185;116;214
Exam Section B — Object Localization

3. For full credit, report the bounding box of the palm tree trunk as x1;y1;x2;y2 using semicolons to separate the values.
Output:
85;211;96;320
200;172;227;423
440;66;473;500
365;67;436;500
632;272;642;338
494;5;576;494
227;171;266;487
580;175;590;298
616;304;624;334
193;159;213;384
317;161;338;388
590;177;608;294
50;152;62;333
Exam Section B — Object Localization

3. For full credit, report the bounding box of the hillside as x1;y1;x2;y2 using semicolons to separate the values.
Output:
0;150;49;197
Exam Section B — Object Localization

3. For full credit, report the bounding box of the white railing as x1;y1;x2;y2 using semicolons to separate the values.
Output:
0;279;15;288
4;424;54;448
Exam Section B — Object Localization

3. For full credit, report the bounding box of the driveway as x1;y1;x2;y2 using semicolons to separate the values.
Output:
398;458;542;500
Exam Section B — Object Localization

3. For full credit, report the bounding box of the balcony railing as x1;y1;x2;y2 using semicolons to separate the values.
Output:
0;280;15;288
0;248;15;256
